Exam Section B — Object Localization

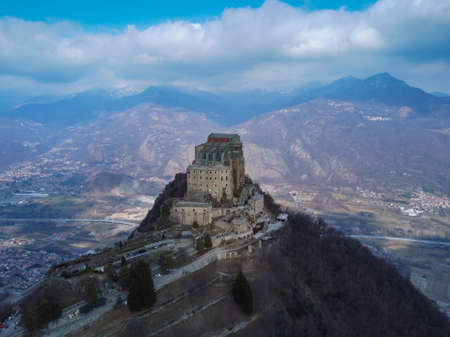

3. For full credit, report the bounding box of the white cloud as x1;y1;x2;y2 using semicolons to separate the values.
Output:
0;0;449;95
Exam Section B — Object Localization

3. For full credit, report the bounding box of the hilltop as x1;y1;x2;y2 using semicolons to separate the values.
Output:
29;176;448;337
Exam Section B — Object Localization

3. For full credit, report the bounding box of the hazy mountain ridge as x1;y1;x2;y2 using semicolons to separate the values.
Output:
3;73;448;126
305;73;447;117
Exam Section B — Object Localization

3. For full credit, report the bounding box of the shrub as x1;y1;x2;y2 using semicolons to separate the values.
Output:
127;261;156;312
197;237;205;252
23;300;62;332
20;279;78;332
233;270;253;315
205;234;213;250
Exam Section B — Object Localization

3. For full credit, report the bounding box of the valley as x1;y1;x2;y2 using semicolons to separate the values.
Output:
0;192;149;300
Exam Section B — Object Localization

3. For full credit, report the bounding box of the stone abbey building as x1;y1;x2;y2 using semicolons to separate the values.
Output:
171;133;248;226
187;133;245;201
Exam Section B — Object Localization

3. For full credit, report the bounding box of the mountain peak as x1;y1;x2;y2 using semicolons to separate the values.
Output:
364;72;404;86
368;72;395;79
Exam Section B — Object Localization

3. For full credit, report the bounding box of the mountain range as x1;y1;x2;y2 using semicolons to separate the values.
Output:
239;98;449;194
0;73;449;196
2;73;449;125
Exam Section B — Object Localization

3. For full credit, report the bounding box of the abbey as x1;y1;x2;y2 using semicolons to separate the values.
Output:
170;133;264;228
187;133;245;201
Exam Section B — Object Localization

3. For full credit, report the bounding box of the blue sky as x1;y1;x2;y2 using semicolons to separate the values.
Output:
0;1;376;26
0;0;449;96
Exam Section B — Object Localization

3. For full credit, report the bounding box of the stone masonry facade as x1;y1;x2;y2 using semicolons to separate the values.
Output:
171;133;247;226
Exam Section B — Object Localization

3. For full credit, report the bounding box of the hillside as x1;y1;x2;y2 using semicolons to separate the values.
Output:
137;172;187;233
0;118;64;170
0;103;219;183
238;98;450;195
248;214;449;337
123;182;448;337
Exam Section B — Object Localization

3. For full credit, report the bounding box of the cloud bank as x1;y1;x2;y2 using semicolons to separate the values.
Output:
0;0;449;95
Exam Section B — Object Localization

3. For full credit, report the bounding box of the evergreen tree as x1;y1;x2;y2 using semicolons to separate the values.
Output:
196;237;205;252
23;299;62;332
105;263;117;283
127;261;156;312
38;300;62;325
84;280;98;305
119;265;130;290
233;270;253;315
204;234;213;250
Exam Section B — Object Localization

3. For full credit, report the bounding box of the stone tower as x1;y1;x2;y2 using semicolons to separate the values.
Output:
189;133;245;199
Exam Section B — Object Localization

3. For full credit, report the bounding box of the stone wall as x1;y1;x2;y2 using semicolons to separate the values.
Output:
211;206;245;218
171;201;212;226
187;164;233;201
